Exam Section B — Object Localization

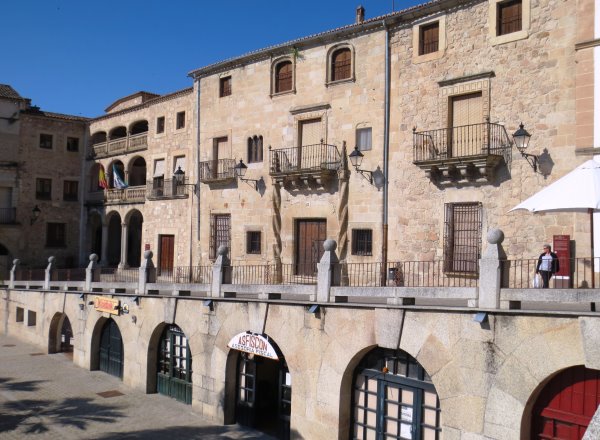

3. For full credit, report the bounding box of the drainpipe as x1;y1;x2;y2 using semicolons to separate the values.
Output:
382;20;391;284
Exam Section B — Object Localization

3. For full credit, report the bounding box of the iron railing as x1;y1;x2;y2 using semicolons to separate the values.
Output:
152;266;213;284
269;142;341;175
90;133;148;158
413;122;512;163
199;159;236;182
0;207;16;224
501;257;600;289
15;268;46;281
229;263;318;285
147;179;188;199
99;267;139;283
51;268;87;282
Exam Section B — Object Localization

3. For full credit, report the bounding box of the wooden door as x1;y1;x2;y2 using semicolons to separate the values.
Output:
99;319;123;379
157;325;192;404
450;92;483;157
158;235;174;275
295;220;326;276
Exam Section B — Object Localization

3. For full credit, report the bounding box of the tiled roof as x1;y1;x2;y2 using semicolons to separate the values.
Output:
21;107;90;122
0;84;25;100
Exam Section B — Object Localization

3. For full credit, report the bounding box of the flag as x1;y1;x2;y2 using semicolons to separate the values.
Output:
112;164;128;189
98;164;108;189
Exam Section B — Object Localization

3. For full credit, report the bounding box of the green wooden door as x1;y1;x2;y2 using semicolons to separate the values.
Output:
99;319;123;379
157;325;192;404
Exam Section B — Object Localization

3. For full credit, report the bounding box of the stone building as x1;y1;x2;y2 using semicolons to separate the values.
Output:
0;84;87;275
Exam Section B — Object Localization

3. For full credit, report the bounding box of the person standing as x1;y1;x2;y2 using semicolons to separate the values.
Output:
536;244;559;288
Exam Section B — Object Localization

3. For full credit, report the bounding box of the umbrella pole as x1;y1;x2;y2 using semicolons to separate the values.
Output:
591;209;595;289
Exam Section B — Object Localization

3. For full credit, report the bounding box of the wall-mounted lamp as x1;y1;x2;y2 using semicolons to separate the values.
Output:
173;166;198;193
30;205;41;225
512;123;538;172
349;147;385;187
473;312;488;324
203;299;214;311
79;293;85;300
234;160;260;190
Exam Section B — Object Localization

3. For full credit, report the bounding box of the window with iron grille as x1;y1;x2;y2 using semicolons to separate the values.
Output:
352;229;373;256
63;180;78;201
419;22;439;55
39;133;53;149
247;135;263;163
219;76;232;97
66;137;79;152
176;111;185;129
156;116;165;134
46;222;66;247
36;178;52;200
210;214;231;259
246;231;261;254
443;203;482;273
275;60;293;93
331;48;351;82
497;0;522;35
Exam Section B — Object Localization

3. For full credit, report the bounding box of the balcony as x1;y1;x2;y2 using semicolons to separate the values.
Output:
105;186;146;204
199;159;236;184
269;142;341;185
85;190;105;206
147;178;189;200
0;208;16;224
89;133;148;159
413;122;512;182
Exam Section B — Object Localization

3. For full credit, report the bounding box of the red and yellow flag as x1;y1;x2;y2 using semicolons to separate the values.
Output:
98;164;108;189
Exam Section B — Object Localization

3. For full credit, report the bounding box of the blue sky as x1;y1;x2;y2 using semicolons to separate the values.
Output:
1;0;420;118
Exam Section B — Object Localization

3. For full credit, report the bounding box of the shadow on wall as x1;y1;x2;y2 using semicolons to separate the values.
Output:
94;425;304;440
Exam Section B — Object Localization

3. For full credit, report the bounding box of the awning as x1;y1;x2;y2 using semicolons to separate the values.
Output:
153;159;165;177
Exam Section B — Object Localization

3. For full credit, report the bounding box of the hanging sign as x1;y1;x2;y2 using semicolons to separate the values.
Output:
227;332;279;360
94;296;120;315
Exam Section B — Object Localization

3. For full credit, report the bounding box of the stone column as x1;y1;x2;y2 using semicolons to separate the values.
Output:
317;240;340;303
478;228;504;309
211;245;230;298
337;142;351;286
100;223;109;266
138;250;154;295
44;256;55;290
85;254;98;291
118;222;129;269
9;259;20;289
271;181;283;283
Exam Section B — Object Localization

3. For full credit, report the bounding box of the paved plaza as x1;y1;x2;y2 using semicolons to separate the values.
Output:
0;334;274;439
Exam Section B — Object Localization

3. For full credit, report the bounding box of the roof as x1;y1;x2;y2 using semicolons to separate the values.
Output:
105;91;161;113
188;0;448;78
21;107;90;122
0;84;26;100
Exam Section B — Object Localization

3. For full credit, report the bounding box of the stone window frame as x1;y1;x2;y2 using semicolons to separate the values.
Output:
245;230;262;255
270;56;296;97
36;177;52;200
325;43;355;86
292;109;328;149
412;14;446;64
156;116;165;135
439;76;491;129
489;0;530;46
355;124;373;151
39;133;53;150
63;179;79;202
219;74;232;98
175;111;186;130
66;136;79;152
351;228;373;256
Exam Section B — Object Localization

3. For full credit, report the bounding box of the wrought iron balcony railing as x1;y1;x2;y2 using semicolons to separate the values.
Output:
199;159;236;183
0;207;16;224
89;132;148;159
269;142;341;177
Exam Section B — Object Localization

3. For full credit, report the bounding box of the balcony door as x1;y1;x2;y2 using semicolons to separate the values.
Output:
295;219;326;276
212;137;228;179
158;234;174;276
450;92;482;158
298;119;321;170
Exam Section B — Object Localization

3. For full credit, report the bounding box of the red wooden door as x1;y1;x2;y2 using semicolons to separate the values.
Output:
532;366;600;440
158;235;175;275
295;220;326;276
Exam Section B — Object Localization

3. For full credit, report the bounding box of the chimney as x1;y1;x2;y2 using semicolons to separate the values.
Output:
356;5;365;24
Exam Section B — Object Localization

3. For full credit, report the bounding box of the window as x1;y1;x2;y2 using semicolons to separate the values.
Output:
497;0;522;35
220;76;232;97
176;111;185;129
210;214;231;260
444;203;482;273
16;307;24;322
156;116;165;134
356;127;372;151
46;223;66;247
63;180;78;201
246;231;261;254
274;60;293;94
27;310;36;327
247;135;263;163
66;137;79;152
331;48;352;82
36;178;52;200
153;159;165;196
39;133;53;149
419;22;439;55
352;229;373;256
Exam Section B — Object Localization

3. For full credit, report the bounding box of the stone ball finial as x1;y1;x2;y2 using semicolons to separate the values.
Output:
217;245;229;256
323;239;337;252
89;253;98;262
48;256;56;263
144;250;153;260
12;259;20;266
487;228;505;245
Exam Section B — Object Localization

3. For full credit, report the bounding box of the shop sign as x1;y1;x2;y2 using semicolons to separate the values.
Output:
94;296;120;315
227;332;279;360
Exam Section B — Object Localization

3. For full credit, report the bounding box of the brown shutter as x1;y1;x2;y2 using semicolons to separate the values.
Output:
276;62;293;93
299;119;321;147
332;49;351;81
498;0;522;35
420;22;439;55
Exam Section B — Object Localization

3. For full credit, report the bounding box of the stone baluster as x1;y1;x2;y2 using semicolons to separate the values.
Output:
44;256;55;290
211;245;230;298
478;228;505;309
317;239;340;303
139;250;155;295
85;254;98;291
9;259;20;289
118;222;129;269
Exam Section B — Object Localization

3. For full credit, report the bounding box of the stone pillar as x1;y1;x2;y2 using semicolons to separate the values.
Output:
118;222;129;269
478;228;504;309
317;240;340;303
100;223;109;266
85;254;98;291
211;245;230;298
271;180;283;283
9;259;20;289
337;142;351;286
44;256;55;290
139;250;154;295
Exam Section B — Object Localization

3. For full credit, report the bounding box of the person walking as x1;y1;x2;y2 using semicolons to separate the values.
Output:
536;244;559;288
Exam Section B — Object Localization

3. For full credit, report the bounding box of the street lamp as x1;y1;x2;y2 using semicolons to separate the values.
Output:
512;123;538;172
30;205;41;225
234;159;260;190
173;166;197;192
349;147;385;187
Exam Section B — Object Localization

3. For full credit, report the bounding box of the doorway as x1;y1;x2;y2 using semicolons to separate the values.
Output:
99;319;124;379
295;219;326;276
449;92;483;157
158;235;174;276
157;325;192;404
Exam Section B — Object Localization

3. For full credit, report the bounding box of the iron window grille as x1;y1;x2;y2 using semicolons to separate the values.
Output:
352;229;373;256
39;133;53;149
66;137;79;152
443;202;482;274
220;76;232;97
419;22;440;55
36;178;52;200
210;214;231;260
497;0;522;35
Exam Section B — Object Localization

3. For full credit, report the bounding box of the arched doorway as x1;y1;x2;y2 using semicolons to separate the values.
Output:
157;324;192;404
88;212;103;260
226;332;291;439
99;319;124;379
128;157;146;187
106;213;121;266
530;366;600;439
48;312;74;356
350;347;442;440
126;210;143;267
0;243;10;281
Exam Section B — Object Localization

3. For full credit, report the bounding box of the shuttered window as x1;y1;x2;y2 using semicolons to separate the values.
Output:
275;61;293;93
419;22;439;55
497;0;522;36
300;119;321;147
210;214;231;260
443;203;481;274
220;76;232;97
331;48;351;82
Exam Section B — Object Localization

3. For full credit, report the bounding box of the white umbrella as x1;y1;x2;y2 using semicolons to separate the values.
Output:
510;159;600;286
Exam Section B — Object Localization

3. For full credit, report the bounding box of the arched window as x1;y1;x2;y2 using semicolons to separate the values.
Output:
247;135;263;163
331;48;352;82
275;61;293;93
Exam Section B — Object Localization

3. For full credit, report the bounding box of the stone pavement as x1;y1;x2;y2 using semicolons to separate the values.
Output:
0;334;274;440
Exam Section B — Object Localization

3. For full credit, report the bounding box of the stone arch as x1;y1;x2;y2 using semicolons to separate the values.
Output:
106;159;125;189
91;131;107;144
106;211;122;266
89;315;110;370
48;312;73;355
127;156;146;187
109;126;126;140
326;42;355;83
124;209;143;267
129;120;148;135
87;211;103;260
